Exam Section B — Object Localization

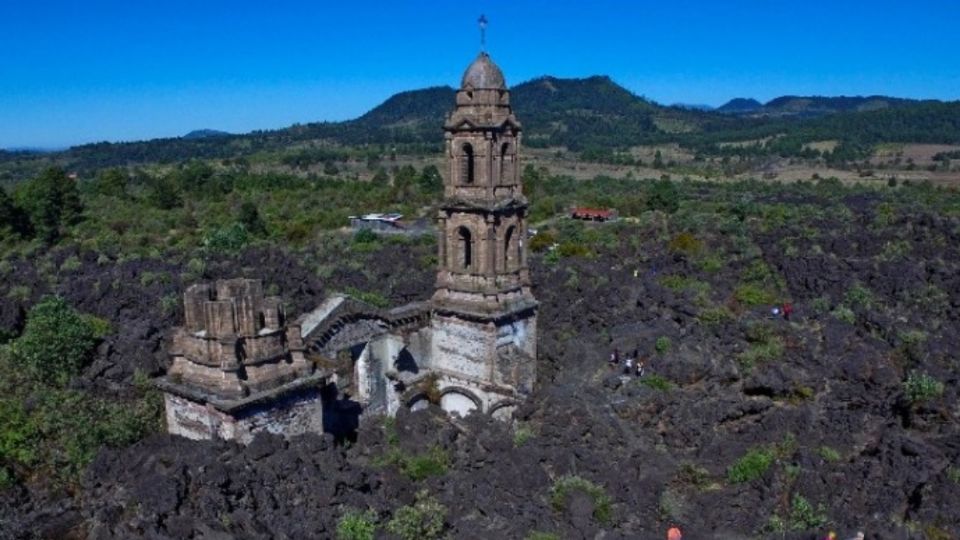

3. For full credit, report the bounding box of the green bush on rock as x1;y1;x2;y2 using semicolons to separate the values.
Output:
9;296;103;385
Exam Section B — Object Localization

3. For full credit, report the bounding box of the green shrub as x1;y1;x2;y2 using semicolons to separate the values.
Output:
668;232;702;255
696;252;725;273
10;297;101;385
160;294;180;316
344;287;390;309
676;462;711;489
698;306;732;325
528;231;557;252
203;222;249;252
403;446;449;481
843;282;874;309
659;275;710;297
514;424;534;447
353;228;378;245
818;446;841;462
641;374;674;391
947;466;960;485
738;339;784;370
787;494;828;530
557;242;591;258
6;285;30;302
727;447;775;483
647;178;680;214
734;283;777;306
831;305;856;324
386;490;447;540
336;508;378;540
378;445;448;482
185;257;206;279
525;532;560;540
810;295;830;314
0;351;163;485
59;255;81;272
903;371;944;404
738;324;784;370
655;336;671;354
549;475;612;525
238;201;267;236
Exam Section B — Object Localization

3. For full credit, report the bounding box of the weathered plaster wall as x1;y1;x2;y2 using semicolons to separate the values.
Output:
164;389;324;445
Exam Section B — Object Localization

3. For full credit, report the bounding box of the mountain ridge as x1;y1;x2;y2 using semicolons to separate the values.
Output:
4;76;959;173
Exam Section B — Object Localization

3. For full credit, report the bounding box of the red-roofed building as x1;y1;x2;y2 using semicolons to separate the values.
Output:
571;207;618;222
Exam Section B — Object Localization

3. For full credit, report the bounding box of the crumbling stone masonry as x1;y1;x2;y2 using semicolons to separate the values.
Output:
157;279;328;443
159;52;537;443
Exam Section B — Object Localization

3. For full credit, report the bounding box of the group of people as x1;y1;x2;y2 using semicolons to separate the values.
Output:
608;348;644;377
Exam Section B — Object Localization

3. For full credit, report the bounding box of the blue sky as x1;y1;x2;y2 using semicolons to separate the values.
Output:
2;1;959;148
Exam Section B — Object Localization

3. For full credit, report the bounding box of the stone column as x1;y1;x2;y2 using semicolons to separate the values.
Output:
437;213;447;270
485;218;496;278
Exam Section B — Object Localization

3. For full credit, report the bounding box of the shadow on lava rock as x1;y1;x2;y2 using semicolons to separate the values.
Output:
321;382;362;444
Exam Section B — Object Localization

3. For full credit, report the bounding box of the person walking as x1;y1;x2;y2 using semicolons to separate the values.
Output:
783;302;794;321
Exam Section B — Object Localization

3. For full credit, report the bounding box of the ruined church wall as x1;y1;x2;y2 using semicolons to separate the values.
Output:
163;389;324;445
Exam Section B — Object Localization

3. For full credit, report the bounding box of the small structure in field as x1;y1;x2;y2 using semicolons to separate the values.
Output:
571;207;618;222
349;213;432;236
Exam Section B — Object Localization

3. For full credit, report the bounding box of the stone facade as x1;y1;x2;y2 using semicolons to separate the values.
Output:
159;278;328;443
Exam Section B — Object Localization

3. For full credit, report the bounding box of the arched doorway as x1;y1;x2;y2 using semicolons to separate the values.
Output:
439;387;481;417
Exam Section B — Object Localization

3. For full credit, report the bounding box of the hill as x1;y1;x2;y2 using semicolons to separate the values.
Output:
3;77;960;178
717;98;763;114
719;95;922;118
182;129;232;140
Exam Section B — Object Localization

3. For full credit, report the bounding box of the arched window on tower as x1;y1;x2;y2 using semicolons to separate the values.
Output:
461;143;475;184
457;226;472;269
500;142;511;184
504;225;516;270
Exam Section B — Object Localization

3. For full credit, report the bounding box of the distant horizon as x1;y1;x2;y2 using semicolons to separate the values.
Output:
3;1;958;148
3;79;957;152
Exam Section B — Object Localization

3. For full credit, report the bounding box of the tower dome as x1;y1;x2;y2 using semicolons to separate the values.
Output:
460;52;506;90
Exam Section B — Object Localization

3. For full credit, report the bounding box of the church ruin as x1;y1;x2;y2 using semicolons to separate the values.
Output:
158;51;538;442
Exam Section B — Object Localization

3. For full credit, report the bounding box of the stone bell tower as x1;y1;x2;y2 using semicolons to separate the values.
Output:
429;52;538;410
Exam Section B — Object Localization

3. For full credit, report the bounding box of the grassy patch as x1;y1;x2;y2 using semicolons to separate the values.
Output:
344;287;390;309
641;374;674;391
336;508;378;540
378;445;449;481
818;446;841;462
737;338;784;370
698;306;733;325
734;283;778;306
549;475;613;525
738;322;784;370
513;424;534;447
831;304;856;324
903;371;944;404
946;466;960;485
525;533;560;540
727;447;776;484
386;490;447;540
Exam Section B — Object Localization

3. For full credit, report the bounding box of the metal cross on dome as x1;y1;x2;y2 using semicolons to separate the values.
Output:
478;14;488;51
